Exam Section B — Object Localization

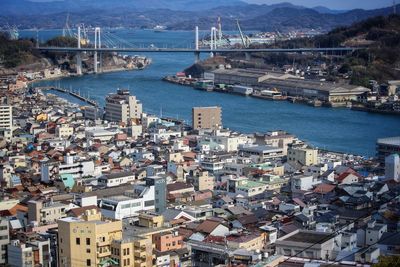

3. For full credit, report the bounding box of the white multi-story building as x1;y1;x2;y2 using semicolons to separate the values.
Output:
291;175;321;191
0;218;9;265
239;144;284;163
41;155;95;182
85;128;122;143
98;171;136;187
105;89;142;123
0;105;12;140
199;134;249;153
55;124;74;139
357;220;387;247
7;238;52;267
99;184;155;219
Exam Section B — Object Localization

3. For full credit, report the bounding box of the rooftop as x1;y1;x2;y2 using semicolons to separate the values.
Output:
377;136;400;147
281;230;333;244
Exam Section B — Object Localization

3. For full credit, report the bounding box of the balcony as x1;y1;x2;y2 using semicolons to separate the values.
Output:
134;251;146;258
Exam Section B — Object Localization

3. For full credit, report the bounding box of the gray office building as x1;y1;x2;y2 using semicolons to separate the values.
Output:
145;176;166;214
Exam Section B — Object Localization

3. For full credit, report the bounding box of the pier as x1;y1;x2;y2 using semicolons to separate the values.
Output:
37;86;98;107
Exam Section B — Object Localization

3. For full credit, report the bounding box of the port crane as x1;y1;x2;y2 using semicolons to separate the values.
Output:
62;14;90;46
236;20;251;48
62;14;73;37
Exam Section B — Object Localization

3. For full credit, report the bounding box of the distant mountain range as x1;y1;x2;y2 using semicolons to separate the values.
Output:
0;0;397;32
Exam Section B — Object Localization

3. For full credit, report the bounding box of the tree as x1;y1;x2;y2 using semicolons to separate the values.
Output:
373;255;400;267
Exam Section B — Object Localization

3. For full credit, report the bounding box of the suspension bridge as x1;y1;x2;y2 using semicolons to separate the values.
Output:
34;25;360;75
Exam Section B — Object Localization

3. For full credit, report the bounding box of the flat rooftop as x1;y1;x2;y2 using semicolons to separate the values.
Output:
240;145;283;153
283;230;332;244
377;136;400;147
261;78;370;93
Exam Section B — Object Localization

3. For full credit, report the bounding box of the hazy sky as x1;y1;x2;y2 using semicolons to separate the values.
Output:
245;0;394;10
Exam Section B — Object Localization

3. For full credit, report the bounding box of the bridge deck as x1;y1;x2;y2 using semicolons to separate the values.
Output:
36;47;359;53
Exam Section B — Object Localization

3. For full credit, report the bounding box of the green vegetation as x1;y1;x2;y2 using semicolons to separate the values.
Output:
373;255;400;267
45;36;77;48
265;15;400;86
0;33;38;68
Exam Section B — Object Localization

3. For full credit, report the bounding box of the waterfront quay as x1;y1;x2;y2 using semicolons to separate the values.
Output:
36;86;99;106
164;67;400;113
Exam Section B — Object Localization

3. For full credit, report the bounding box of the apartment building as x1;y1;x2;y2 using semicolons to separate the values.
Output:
41;155;95;182
58;209;153;267
27;199;69;224
192;107;222;130
0;105;12;140
288;145;318;166
7;238;51;267
105;89;142;124
55;124;74;139
58;209;123;267
0;218;9;265
99;184;155;220
152;231;184;252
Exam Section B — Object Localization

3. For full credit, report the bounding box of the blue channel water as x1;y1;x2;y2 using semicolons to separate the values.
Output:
20;29;400;157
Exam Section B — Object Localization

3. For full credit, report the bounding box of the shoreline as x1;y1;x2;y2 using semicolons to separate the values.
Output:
162;75;400;116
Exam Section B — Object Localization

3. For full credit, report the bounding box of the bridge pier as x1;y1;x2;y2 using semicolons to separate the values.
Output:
94;52;98;73
99;52;103;73
245;52;251;61
76;53;82;75
194;52;200;63
94;27;101;74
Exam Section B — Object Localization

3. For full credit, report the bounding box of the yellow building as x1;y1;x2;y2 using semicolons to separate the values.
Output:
287;146;318;166
58;209;154;267
227;233;265;251
138;212;164;228
111;237;153;267
35;113;48;122
58;209;122;267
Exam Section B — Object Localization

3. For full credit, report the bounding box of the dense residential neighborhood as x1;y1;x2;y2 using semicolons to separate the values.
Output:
0;72;399;267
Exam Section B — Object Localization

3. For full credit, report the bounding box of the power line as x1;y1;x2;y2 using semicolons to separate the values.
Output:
325;232;400;266
278;190;400;266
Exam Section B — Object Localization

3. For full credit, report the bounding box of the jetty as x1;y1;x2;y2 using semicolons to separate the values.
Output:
36;86;98;107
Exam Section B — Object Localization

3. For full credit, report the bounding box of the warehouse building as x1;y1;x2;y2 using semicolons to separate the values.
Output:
260;78;370;102
204;68;297;89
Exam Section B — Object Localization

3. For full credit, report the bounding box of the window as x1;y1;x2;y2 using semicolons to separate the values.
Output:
86;259;91;266
86;249;91;253
126;248;129;255
76;238;80;245
86;238;90;245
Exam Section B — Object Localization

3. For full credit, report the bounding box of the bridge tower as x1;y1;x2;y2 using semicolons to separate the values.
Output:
94;27;102;73
76;26;82;75
210;27;217;58
194;26;200;63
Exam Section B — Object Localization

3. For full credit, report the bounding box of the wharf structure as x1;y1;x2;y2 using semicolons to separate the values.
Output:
204;68;370;104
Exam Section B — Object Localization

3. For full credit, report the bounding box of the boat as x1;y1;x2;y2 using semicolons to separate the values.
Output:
194;80;214;92
260;89;286;100
307;99;323;107
153;25;167;32
232;85;253;96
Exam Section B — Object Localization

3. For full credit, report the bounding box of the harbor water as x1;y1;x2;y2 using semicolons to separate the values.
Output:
21;29;400;157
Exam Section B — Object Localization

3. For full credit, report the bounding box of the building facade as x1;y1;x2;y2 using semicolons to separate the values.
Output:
105;90;142;124
192;107;222;130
